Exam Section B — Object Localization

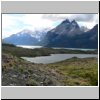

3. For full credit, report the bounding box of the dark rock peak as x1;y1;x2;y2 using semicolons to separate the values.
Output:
71;20;77;23
71;20;79;28
61;19;70;24
44;18;98;49
93;24;98;29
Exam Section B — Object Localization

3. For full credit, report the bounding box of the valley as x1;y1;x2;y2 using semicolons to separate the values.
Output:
2;43;98;86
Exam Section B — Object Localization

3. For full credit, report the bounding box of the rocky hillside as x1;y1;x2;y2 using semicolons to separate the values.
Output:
2;53;98;86
2;53;64;86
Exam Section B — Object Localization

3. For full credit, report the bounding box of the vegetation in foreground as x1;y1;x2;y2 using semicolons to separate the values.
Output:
2;53;98;86
47;57;98;86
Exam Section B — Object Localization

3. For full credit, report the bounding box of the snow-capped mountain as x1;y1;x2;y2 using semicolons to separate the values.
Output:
80;26;89;32
30;28;49;41
3;29;48;45
15;29;48;41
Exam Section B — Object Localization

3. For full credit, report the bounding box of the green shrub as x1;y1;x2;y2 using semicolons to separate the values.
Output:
26;79;37;86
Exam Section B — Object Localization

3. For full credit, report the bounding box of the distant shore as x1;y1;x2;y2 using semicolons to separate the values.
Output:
2;43;98;58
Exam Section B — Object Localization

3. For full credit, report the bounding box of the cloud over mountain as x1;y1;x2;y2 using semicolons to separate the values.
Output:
2;14;98;39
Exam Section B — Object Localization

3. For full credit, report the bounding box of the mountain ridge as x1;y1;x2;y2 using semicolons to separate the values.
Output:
43;18;98;49
3;18;98;49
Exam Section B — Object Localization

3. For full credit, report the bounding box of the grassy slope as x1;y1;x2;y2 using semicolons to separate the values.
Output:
47;57;98;86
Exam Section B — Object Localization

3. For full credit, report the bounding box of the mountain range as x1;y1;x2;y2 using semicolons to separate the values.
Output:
3;19;98;49
3;29;48;45
43;19;98;49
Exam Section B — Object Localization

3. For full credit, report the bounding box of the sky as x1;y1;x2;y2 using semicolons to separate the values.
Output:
2;14;98;39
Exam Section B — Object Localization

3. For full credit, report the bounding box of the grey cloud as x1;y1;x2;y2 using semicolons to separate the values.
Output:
42;14;67;21
73;14;97;22
42;14;98;23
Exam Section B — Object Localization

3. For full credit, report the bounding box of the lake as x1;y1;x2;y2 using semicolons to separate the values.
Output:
16;45;42;49
21;54;97;64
